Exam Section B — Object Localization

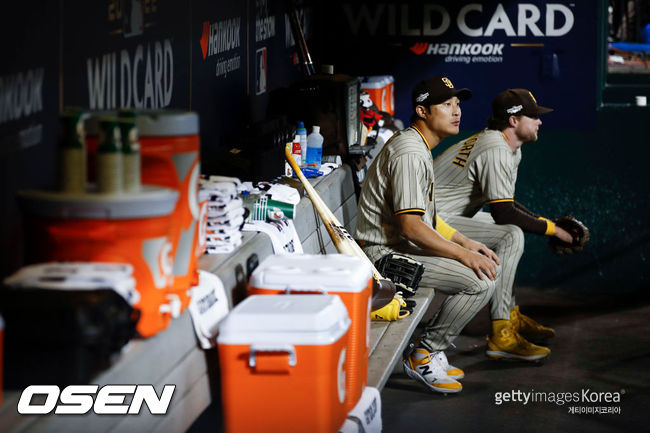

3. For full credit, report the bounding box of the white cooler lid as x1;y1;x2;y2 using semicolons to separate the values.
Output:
3;262;139;306
250;254;372;293
85;110;199;137
17;185;179;219
361;75;393;88
217;294;350;346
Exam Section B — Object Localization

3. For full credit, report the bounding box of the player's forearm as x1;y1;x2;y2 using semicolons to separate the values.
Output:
397;214;468;260
489;201;549;235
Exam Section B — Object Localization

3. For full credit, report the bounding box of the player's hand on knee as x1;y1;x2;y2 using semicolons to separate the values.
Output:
463;239;501;265
460;250;498;281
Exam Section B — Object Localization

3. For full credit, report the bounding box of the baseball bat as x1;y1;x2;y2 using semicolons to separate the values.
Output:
284;146;387;282
287;1;315;77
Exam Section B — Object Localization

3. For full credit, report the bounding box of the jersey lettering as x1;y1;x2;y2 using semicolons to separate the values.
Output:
452;134;479;167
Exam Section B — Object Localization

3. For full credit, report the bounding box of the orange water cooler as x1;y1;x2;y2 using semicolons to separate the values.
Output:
247;254;373;411
18;187;179;337
361;75;395;115
218;294;351;433
87;111;202;312
137;111;201;311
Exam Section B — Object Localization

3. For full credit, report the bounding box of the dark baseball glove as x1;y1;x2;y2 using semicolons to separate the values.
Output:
375;253;424;298
549;215;590;255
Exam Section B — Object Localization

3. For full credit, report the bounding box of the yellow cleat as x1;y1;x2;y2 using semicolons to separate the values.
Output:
510;305;555;340
403;349;463;393
486;321;550;362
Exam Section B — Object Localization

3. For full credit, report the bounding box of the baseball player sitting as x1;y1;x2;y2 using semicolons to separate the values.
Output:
355;76;501;394
432;89;571;362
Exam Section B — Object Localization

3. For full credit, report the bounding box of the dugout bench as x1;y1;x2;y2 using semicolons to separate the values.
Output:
0;164;435;433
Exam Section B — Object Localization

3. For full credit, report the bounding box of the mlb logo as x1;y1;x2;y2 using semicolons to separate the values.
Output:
255;47;267;95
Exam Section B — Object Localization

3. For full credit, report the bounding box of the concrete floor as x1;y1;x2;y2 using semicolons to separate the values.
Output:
381;287;650;433
188;287;650;433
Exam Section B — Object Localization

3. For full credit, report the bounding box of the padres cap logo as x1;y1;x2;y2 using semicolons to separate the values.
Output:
442;77;454;88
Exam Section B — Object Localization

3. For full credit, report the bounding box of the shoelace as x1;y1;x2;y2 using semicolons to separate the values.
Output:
416;351;447;376
500;327;535;349
432;351;449;370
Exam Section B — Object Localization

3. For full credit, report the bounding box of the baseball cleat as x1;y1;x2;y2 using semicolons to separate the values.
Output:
403;349;463;393
510;305;555;340
486;322;550;361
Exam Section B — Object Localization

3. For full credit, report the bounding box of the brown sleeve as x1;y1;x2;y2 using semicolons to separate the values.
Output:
489;200;548;235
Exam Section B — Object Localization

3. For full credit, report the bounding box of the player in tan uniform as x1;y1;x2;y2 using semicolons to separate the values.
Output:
356;76;502;394
433;89;573;361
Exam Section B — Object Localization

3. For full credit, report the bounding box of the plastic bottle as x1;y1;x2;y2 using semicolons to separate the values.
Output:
59;108;87;194
296;121;307;166
118;110;141;193
291;134;302;167
96;116;123;194
305;125;324;169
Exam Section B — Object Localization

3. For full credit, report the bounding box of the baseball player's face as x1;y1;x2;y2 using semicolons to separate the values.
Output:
515;115;542;143
427;97;462;138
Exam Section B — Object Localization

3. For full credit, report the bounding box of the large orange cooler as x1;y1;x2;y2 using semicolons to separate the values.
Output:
247;254;373;411
87;111;202;312
361;75;395;115
137;111;201;311
18;186;179;337
217;294;351;433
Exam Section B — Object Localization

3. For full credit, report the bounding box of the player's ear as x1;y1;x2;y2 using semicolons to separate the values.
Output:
415;105;429;119
508;115;518;128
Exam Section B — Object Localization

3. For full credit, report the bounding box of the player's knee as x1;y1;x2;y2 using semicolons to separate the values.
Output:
467;275;496;297
503;224;525;256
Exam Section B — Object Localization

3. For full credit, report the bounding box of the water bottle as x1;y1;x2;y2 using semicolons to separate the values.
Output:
59;108;87;194
96;116;123;194
118;110;141;193
296;121;307;166
305;125;324;169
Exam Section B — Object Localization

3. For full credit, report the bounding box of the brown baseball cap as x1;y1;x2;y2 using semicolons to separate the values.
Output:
492;88;553;119
412;76;472;108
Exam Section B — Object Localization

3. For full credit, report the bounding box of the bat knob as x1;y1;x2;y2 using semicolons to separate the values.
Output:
372;278;396;310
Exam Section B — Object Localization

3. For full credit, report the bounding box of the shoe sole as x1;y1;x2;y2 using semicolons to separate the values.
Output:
486;350;549;361
402;361;462;394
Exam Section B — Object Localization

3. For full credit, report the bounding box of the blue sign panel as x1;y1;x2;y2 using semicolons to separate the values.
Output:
327;1;597;129
62;0;191;110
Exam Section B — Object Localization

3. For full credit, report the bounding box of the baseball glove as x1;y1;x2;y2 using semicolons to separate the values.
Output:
375;253;424;298
549;215;590;255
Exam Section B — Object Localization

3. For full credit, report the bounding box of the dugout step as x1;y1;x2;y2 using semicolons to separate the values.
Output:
368;287;436;391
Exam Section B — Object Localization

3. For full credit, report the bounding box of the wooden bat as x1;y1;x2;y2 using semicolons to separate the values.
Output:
287;1;315;77
284;146;388;283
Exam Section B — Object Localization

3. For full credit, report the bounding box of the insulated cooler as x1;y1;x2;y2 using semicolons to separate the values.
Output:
218;295;351;433
138;111;202;310
87;110;202;312
247;254;373;411
18;186;178;337
1;263;139;387
361;75;395;115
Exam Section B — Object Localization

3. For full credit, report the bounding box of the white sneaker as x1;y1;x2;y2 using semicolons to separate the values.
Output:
403;349;462;393
432;350;465;380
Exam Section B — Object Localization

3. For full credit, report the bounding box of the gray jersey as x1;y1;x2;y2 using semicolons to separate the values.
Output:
433;129;522;217
356;127;437;246
356;126;497;352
